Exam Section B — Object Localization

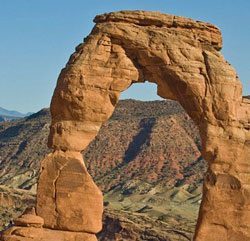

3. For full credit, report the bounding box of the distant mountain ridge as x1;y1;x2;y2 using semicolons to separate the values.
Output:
0;107;32;122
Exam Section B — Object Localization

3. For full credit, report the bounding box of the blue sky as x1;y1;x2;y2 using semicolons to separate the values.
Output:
0;0;249;113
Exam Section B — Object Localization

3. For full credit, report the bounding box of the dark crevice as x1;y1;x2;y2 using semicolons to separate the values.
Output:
15;140;28;156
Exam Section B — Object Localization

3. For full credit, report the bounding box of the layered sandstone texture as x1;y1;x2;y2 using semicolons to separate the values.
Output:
2;11;249;241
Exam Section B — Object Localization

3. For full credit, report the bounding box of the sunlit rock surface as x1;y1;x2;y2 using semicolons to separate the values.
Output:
2;10;249;241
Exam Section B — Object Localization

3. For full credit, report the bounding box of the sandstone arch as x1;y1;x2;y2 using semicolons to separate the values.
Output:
38;10;250;241
2;11;249;241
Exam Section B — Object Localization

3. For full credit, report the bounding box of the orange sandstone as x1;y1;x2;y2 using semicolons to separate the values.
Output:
2;11;249;241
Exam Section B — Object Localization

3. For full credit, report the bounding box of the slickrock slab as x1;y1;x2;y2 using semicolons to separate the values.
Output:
13;207;44;228
14;214;44;228
1;227;97;241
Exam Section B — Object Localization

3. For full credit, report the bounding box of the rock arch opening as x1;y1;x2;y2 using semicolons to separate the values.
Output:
3;11;249;241
120;81;162;101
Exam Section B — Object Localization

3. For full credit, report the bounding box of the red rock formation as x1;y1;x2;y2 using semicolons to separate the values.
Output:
2;11;249;241
37;151;103;233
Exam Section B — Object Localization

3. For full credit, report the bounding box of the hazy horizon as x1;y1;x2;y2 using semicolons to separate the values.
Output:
1;1;250;113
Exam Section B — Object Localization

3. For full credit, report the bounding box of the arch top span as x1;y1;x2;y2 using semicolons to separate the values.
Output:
94;10;223;50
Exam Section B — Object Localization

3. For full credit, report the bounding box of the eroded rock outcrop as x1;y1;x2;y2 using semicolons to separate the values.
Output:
37;151;103;233
2;11;249;241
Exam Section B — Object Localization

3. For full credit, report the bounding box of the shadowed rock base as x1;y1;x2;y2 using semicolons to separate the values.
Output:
1;227;97;241
1;196;98;241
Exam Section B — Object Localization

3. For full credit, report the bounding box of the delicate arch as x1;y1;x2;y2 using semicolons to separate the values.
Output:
36;11;249;241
